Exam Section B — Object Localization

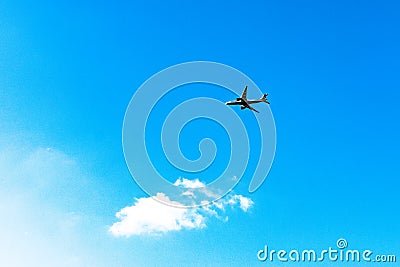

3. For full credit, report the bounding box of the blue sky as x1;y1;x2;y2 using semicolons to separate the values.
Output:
1;0;399;266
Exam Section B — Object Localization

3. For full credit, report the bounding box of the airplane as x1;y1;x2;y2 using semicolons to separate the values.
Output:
225;86;270;113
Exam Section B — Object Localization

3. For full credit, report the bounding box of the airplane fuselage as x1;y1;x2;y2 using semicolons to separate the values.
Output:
226;98;263;106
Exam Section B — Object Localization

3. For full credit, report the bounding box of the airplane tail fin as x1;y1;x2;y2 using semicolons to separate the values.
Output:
261;93;270;104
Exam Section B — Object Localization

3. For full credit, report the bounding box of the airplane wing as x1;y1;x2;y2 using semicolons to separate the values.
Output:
247;105;260;113
241;86;248;100
242;99;260;113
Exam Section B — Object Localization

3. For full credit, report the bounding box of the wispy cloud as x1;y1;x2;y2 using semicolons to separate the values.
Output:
0;143;103;267
109;178;254;237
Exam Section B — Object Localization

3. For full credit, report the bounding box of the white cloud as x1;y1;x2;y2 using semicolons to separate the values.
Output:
109;178;254;237
109;193;206;237
173;177;205;188
234;195;254;212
